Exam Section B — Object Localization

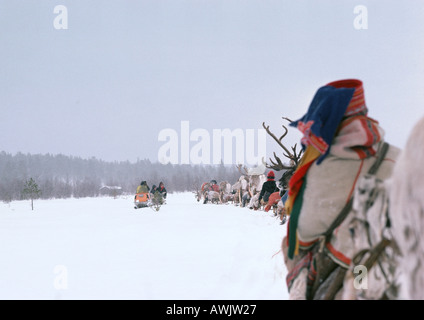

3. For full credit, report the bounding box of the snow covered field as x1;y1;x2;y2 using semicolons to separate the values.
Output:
0;192;288;300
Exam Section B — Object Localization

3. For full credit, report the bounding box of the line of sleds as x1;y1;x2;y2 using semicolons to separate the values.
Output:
195;173;287;224
134;181;167;212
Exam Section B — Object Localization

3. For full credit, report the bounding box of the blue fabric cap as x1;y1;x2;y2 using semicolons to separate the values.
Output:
290;85;355;164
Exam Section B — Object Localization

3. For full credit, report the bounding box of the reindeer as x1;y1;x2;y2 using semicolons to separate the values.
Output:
232;163;265;208
233;165;250;207
341;115;424;300
246;173;267;210
219;181;233;204
193;183;202;202
388;115;424;300
243;163;267;210
230;180;241;205
196;181;210;204
340;173;400;300
262;119;303;218
200;181;221;204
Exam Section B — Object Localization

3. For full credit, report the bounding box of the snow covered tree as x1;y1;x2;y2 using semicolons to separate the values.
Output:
22;177;42;210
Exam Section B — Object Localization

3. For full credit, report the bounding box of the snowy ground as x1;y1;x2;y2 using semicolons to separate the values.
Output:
0;192;289;300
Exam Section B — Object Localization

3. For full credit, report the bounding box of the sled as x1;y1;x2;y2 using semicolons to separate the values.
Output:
150;192;166;211
134;192;151;209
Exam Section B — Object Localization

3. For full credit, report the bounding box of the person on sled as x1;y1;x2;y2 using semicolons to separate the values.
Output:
151;184;165;206
282;79;400;300
136;181;150;194
204;180;220;204
258;171;279;208
150;182;167;206
158;182;167;199
265;169;292;220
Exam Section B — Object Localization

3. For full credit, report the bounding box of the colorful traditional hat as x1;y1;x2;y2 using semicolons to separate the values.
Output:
326;79;367;117
289;79;366;164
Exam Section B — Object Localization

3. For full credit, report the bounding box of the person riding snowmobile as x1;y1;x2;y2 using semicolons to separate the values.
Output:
136;181;150;194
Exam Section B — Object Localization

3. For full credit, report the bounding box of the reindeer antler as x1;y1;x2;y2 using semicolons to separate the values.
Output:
262;122;291;158
236;164;249;176
262;154;293;171
262;118;303;171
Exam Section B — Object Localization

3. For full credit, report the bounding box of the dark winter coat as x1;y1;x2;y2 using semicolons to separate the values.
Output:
258;179;279;203
158;184;167;198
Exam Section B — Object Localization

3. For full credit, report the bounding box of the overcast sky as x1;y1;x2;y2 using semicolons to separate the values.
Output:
1;1;423;165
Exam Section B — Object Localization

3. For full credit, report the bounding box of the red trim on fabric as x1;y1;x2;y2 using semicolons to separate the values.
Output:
286;222;290;246
297;120;314;135
310;134;328;154
288;159;315;198
335;115;381;159
297;121;328;153
383;157;396;164
286;251;313;290
326;242;351;266
298;239;318;248
327;79;363;89
327;79;367;116
308;259;318;286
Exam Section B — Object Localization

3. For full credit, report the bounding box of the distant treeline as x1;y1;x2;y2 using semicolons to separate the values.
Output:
0;151;242;201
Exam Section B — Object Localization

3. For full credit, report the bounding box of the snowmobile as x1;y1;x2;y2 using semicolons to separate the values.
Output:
134;191;165;211
134;192;151;209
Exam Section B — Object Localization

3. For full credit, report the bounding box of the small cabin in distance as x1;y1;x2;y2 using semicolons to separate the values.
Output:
99;186;123;198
